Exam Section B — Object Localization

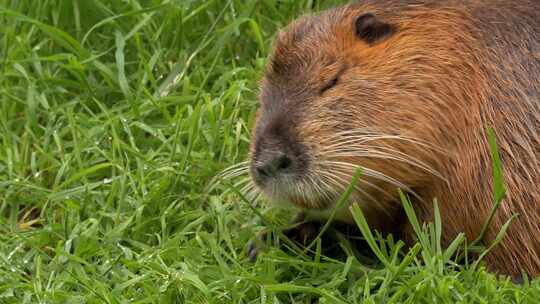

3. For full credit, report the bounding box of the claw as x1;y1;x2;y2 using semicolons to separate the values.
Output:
247;240;259;261
246;229;269;262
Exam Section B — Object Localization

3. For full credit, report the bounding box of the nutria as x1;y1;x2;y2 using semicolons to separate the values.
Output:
242;0;540;277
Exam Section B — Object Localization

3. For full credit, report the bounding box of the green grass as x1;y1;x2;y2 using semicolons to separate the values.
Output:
1;0;539;302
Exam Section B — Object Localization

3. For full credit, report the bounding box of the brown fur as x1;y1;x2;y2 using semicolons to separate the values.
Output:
250;0;540;277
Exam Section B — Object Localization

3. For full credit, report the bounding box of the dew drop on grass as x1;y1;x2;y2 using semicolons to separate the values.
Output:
220;292;230;300
8;245;24;260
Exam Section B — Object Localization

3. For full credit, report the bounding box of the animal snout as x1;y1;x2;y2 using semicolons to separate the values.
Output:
250;118;308;187
254;153;293;180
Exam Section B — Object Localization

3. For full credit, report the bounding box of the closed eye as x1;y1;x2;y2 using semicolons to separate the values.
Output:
320;76;339;94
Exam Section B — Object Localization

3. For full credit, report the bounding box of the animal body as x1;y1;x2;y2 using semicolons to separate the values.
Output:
243;0;540;277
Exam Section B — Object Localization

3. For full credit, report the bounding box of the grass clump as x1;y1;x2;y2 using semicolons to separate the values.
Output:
0;0;539;302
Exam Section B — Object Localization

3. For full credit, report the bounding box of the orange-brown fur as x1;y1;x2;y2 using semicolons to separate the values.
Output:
252;0;540;277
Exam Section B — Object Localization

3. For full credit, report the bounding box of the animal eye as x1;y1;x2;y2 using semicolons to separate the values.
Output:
320;76;339;94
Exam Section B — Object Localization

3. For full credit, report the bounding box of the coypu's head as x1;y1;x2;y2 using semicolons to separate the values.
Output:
249;4;457;213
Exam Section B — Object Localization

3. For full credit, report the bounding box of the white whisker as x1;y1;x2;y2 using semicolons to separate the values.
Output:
206;160;254;197
317;168;383;210
323;160;423;201
318;128;447;154
320;145;446;181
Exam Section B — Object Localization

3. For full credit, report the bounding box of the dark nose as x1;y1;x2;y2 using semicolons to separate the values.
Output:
254;153;293;179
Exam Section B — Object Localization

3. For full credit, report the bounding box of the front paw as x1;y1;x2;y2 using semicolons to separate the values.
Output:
246;229;269;262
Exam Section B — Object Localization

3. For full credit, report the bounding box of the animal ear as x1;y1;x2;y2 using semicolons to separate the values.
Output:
355;13;394;44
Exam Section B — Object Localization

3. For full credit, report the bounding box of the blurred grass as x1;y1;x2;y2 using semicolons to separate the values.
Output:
0;0;539;302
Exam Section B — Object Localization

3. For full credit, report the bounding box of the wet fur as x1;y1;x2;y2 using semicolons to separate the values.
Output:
250;0;540;276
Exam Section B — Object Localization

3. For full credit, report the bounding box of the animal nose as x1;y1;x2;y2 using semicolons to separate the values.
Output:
255;153;293;179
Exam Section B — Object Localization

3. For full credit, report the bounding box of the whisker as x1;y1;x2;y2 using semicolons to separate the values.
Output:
320;146;446;181
251;192;263;204
218;166;250;181
215;161;250;177
245;187;262;203
206;161;251;193
239;179;256;195
328;128;428;142
218;177;252;197
357;177;395;201
297;180;312;207
310;171;340;203
323;160;423;201
317;169;383;210
317;128;447;154
305;172;329;204
321;135;445;154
